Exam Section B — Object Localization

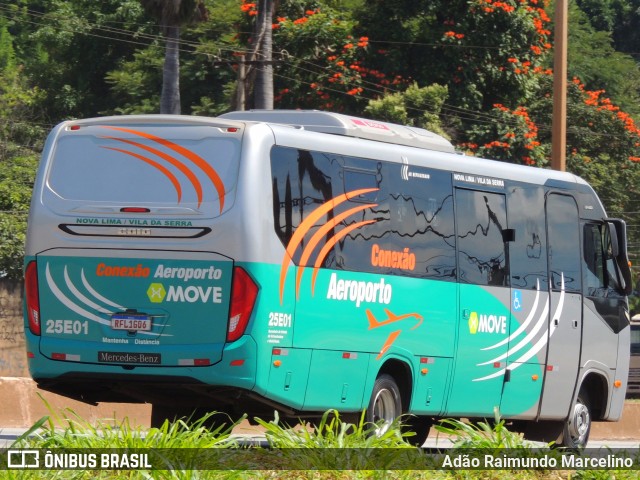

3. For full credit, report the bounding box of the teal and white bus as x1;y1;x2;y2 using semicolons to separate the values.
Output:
23;110;632;448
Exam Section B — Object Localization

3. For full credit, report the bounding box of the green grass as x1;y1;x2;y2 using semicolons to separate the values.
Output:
2;404;639;480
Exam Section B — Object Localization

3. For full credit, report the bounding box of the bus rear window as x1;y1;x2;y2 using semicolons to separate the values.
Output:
46;126;241;214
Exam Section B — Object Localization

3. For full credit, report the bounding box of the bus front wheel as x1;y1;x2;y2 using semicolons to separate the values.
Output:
559;392;591;449
366;374;402;436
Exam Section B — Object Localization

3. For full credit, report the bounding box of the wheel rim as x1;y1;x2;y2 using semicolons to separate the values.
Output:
372;388;397;435
568;401;590;446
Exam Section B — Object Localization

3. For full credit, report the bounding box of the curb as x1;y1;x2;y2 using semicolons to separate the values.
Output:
1;377;638;439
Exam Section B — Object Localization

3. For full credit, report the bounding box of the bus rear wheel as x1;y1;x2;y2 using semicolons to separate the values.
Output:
366;374;402;437
404;415;432;447
558;392;591;449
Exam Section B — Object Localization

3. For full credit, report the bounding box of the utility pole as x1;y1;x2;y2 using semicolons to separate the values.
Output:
551;0;568;171
235;55;246;111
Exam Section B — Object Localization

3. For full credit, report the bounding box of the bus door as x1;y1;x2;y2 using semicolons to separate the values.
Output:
538;193;583;419
446;188;512;417
498;186;548;418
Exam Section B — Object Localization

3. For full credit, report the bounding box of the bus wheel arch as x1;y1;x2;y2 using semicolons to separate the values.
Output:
577;372;607;420
376;359;413;412
365;358;431;444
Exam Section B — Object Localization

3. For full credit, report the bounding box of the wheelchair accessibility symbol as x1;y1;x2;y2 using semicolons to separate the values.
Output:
512;290;523;312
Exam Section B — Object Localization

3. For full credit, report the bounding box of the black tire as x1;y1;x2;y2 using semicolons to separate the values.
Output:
366;374;403;436
558;392;591;449
403;415;432;447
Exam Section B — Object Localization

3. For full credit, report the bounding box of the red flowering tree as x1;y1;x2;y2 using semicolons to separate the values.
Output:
355;0;553;114
459;102;547;166
238;2;403;112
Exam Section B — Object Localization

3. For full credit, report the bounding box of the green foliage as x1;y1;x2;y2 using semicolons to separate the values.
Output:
105;0;241;115
12;405;239;451
355;0;552;113
364;83;449;137
0;18;15;72
567;2;640;116
610;0;640;60
268;6;385;113
105;46;164;115
255;409;411;448
140;0;208;28
463;102;547;167
434;408;538;449
15;0;152;120
12;406;640;479
0;16;43;279
0;155;38;279
575;0;619;32
535;76;640;224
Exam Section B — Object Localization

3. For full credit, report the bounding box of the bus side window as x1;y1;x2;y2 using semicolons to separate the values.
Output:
343;168;378;203
547;194;581;293
456;189;508;287
508;187;548;291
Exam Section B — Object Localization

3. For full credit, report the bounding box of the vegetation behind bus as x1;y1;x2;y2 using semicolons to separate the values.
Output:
3;1;640;291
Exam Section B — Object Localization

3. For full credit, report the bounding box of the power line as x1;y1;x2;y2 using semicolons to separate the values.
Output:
2;2;640;143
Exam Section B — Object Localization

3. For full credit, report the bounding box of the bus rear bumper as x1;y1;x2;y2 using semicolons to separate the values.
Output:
28;335;259;406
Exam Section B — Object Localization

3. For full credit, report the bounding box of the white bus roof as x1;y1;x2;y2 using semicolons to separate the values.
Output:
220;110;456;154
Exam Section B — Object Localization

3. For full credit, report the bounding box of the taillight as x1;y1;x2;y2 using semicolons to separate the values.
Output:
25;261;41;335
227;266;258;342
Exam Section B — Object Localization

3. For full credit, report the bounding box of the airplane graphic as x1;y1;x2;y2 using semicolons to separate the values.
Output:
366;309;424;359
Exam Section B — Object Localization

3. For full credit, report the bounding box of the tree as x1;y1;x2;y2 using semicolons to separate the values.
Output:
106;0;241;116
9;0;153;120
140;0;208;114
0;16;42;278
609;0;640;61
0;155;39;279
566;2;640;116
355;0;553;119
245;4;404;113
364;83;449;137
253;0;275;109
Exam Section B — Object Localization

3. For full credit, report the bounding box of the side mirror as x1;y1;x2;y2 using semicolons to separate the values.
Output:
606;218;632;295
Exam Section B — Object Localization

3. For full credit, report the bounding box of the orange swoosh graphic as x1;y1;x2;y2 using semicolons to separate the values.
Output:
295;203;376;298
101;136;204;208
309;219;377;296
377;330;401;360
278;188;378;304
100;126;225;212
101;147;182;202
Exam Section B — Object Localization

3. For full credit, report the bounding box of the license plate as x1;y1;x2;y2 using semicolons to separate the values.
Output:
111;313;152;331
